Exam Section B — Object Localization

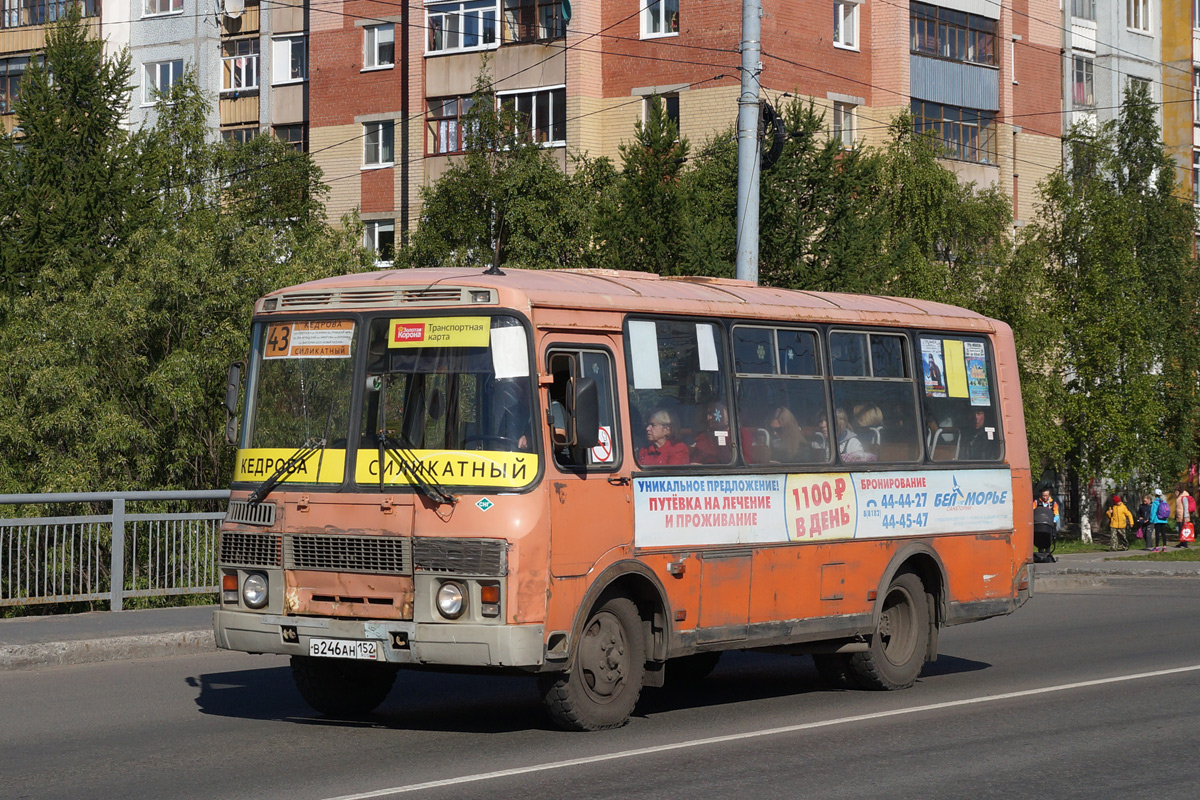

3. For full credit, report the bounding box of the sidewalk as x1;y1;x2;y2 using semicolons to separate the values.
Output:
0;605;216;671
2;550;1198;672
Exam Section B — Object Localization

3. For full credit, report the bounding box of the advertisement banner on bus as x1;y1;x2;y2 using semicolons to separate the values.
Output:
634;468;1013;547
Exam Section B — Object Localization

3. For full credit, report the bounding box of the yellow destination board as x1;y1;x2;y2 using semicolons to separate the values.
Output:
234;448;347;483
388;317;490;349
355;450;538;488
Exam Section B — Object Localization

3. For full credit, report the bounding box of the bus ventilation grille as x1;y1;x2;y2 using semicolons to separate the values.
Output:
273;287;495;310
220;532;283;568
286;534;412;575
413;537;508;576
225;500;276;527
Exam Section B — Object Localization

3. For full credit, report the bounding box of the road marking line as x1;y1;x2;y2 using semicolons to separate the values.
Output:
324;663;1200;799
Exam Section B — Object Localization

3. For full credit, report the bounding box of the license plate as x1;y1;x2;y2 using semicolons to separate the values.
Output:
308;638;378;660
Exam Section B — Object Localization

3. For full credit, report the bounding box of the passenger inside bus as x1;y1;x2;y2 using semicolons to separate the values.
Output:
639;407;689;466
833;407;877;463
690;401;733;464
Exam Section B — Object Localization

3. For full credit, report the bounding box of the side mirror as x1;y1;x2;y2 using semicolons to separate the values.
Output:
224;362;243;446
224;363;242;415
568;377;600;449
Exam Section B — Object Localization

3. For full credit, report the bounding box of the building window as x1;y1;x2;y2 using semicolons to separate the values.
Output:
1195;0;1200;29
143;59;184;104
911;99;997;164
910;3;997;67
503;0;566;42
833;1;858;50
1073;56;1095;107
642;0;679;38
365;220;396;264
4;0;97;28
1129;76;1152;99
1072;0;1095;21
0;56;29;115
499;86;566;145
272;35;307;84
1193;151;1199;206
1127;0;1150;32
364;23;395;68
143;0;182;16
222;38;259;94
221;126;258;144
364;120;394;166
1194;69;1200;121
427;96;475;155
274;124;307;152
427;1;499;55
644;93;680;132
833;101;856;148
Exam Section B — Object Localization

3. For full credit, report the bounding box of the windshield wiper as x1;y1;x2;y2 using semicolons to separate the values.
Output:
248;438;326;503
377;431;457;507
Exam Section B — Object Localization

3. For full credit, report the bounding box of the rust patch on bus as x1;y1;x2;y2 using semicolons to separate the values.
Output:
284;571;414;620
553;482;568;504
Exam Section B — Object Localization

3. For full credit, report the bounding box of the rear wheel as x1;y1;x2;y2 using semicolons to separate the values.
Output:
847;572;930;690
291;655;398;717
541;596;646;731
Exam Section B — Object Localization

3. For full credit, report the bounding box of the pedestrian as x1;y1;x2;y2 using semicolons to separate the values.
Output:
1105;494;1133;550
1033;488;1059;561
1136;494;1153;550
1152;489;1172;551
1174;485;1193;548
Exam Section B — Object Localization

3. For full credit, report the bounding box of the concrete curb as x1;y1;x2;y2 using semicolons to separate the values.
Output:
0;630;216;671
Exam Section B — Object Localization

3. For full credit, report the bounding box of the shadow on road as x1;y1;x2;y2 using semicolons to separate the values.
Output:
188;649;991;733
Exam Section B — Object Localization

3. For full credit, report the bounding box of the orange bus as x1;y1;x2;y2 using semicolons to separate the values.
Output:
214;267;1033;730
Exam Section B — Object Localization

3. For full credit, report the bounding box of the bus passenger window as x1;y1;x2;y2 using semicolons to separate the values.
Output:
733;325;828;467
919;336;1004;462
626;319;729;468
830;331;921;463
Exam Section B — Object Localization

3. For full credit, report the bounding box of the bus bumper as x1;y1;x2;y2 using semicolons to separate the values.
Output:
213;609;545;668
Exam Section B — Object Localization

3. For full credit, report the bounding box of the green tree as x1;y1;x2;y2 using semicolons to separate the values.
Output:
0;8;152;301
404;70;599;270
593;95;691;274
0;38;369;492
1023;82;1199;486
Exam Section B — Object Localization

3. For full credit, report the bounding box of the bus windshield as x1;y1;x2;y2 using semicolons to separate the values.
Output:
357;314;538;490
245;319;357;450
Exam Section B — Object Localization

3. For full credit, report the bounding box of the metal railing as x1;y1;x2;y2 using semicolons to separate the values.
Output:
0;491;230;611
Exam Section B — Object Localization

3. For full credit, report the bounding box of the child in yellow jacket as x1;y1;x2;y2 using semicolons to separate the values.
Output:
1107;495;1134;550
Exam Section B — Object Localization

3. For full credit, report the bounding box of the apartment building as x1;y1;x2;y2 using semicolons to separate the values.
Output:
311;0;1061;262
4;1;1064;258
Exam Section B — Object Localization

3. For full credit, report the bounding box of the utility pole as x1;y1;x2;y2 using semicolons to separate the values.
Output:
735;0;762;284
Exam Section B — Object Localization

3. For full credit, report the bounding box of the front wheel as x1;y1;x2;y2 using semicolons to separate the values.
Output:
291;655;398;717
847;572;931;690
540;596;646;731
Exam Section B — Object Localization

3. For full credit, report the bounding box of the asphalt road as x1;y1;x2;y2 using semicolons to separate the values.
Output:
2;577;1198;800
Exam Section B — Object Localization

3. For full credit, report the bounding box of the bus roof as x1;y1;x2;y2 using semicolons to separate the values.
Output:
260;267;999;333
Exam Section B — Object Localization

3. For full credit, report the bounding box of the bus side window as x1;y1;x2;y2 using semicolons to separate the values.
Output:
918;335;1004;463
547;349;619;469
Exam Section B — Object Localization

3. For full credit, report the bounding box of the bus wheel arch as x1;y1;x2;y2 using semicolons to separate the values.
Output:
846;545;947;690
539;562;670;731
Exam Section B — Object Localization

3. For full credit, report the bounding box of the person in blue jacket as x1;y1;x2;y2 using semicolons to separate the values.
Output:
1151;489;1172;551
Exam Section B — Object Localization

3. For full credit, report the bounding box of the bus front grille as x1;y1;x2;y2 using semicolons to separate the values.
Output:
287;534;411;575
413;537;508;576
220;531;283;568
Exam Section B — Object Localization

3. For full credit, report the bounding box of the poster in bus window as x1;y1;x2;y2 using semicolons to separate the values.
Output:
921;338;946;397
964;341;991;406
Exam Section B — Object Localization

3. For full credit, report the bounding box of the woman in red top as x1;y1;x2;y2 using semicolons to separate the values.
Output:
639;408;689;465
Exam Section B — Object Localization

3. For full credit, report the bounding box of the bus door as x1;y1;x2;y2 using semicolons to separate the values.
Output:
543;343;630;578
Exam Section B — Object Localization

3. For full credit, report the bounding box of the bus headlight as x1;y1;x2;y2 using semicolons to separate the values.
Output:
436;581;466;619
242;572;269;609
